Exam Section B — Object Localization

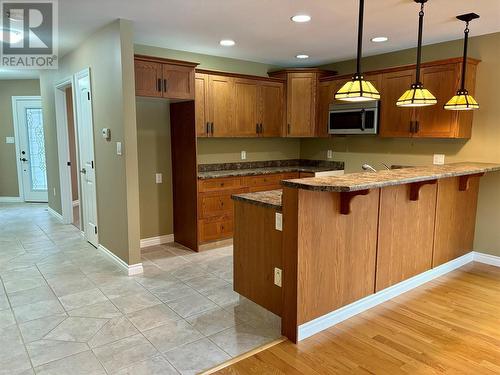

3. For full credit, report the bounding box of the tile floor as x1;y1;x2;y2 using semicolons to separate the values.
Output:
0;203;282;375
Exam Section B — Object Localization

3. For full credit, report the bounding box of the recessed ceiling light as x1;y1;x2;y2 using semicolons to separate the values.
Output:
296;54;309;59
0;29;23;44
371;36;388;43
219;39;235;46
291;14;311;23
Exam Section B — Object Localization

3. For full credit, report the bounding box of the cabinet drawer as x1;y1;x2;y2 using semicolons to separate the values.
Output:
243;174;284;188
199;193;234;218
198;217;233;243
198;177;242;192
249;185;282;193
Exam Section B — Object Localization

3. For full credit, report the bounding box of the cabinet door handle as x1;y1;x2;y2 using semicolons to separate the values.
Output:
211;122;214;135
157;78;162;92
163;79;167;92
206;122;209;135
415;121;420;133
260;123;263;134
409;121;414;133
256;123;259;134
287;124;291;134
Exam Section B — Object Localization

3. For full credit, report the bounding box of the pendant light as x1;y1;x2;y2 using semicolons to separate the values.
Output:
396;0;437;107
444;13;480;111
335;0;380;102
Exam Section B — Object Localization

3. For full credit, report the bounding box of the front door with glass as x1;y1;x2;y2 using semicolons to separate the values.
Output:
14;98;48;202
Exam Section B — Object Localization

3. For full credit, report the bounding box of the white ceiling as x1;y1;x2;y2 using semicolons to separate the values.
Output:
3;0;500;79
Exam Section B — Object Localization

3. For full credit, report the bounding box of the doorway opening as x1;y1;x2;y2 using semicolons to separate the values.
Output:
12;96;48;203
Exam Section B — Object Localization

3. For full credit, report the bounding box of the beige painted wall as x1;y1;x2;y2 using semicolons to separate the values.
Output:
136;98;173;238
0;79;40;197
301;32;500;256
40;19;140;264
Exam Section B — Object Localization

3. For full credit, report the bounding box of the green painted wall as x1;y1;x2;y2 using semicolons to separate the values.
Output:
0;79;40;197
301;32;500;256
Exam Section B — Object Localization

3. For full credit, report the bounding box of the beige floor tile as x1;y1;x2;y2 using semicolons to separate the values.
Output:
112;355;178;375
34;350;106;375
59;288;108;310
18;314;68;343
13;299;66;323
110;291;161;314
142;320;203;353
8;285;57;307
67;300;122;319
44;316;108;342
26;339;89;367
127;304;181;331
88;316;138;348
0;308;16;329
186;308;241;336
92;334;158;373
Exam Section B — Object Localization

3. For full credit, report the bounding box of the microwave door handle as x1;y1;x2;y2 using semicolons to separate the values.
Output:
360;109;366;131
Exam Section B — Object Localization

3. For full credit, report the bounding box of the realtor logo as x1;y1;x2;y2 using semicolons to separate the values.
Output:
1;0;58;69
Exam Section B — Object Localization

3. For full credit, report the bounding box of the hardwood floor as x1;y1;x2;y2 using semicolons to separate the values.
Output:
213;263;500;374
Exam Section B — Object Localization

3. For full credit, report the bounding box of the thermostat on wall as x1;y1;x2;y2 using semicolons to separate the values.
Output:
102;128;111;141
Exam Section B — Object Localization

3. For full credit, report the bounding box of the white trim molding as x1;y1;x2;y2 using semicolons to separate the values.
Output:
474;251;500;267
48;207;64;222
72;200;80;207
298;252;476;341
140;234;174;248
98;244;143;276
0;196;23;203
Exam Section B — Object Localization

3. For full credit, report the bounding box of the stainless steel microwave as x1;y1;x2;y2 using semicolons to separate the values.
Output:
328;101;379;135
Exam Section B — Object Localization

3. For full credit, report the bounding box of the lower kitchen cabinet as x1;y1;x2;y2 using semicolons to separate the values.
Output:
197;172;299;246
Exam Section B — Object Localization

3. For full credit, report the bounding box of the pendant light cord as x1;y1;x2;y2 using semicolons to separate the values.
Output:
460;21;470;91
415;3;425;85
356;0;364;76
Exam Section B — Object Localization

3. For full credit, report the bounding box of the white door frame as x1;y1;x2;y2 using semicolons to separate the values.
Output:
74;67;99;247
54;76;80;225
11;96;46;202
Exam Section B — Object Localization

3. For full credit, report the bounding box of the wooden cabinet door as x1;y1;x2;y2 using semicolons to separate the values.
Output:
134;60;162;97
379;70;416;137
162;63;195;100
233;78;260;137
317;80;337;138
286;73;317;137
414;64;460;138
195;73;209;137
259;81;284;137
207;75;235;137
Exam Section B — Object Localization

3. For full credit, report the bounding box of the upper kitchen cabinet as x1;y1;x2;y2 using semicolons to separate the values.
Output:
270;69;331;137
134;55;197;100
195;70;286;137
379;58;479;139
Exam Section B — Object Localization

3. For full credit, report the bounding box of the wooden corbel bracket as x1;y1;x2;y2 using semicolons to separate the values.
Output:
409;180;437;201
459;173;485;191
340;190;370;215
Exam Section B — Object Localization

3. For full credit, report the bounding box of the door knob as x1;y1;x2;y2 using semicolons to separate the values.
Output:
20;157;28;162
80;168;87;174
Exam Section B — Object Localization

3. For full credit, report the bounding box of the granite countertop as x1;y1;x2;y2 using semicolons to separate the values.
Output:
198;166;336;179
281;162;500;192
198;159;344;180
232;190;283;211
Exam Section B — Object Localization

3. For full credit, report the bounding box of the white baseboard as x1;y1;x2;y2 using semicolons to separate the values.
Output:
0;196;23;203
140;234;174;248
298;252;475;341
48;207;64;222
474;251;500;267
72;200;80;207
98;244;143;276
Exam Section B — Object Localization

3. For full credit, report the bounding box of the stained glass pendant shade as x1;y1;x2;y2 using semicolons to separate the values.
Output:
397;0;437;107
444;13;480;111
335;0;380;102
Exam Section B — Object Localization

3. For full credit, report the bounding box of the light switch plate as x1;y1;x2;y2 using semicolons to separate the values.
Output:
275;213;283;231
433;154;445;165
155;173;162;184
327;150;333;159
116;142;122;155
5;137;15;144
241;151;246;160
274;267;282;287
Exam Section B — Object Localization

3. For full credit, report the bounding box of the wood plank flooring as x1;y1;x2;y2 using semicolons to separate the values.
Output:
213;262;500;374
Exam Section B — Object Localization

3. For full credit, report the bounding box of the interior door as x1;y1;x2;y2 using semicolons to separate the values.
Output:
14;98;48;202
75;70;98;247
260;81;284;137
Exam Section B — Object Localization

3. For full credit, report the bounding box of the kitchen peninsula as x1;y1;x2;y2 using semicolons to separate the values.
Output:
232;162;500;342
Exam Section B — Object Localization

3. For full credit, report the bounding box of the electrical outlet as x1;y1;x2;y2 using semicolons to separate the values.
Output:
155;173;162;184
433;154;445;165
5;137;14;144
327;150;333;159
274;267;282;287
116;142;122;156
53;188;56;196
241;151;246;160
275;213;283;231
